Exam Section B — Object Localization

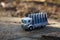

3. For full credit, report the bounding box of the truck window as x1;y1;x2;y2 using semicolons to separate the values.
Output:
22;20;27;24
28;20;30;23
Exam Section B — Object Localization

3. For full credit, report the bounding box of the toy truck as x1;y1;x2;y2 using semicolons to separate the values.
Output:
21;12;48;31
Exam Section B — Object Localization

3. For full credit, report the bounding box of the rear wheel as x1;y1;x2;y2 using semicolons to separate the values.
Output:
41;25;46;28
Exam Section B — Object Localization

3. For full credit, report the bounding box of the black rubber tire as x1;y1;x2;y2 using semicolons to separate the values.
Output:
29;26;33;31
41;25;46;28
41;26;44;28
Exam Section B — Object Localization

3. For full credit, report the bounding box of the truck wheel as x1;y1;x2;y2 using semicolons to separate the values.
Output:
29;26;33;31
41;26;44;28
41;25;46;28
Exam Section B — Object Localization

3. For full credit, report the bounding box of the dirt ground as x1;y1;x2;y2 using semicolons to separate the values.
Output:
0;19;60;40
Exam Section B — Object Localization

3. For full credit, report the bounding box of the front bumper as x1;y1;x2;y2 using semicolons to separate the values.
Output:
21;25;29;29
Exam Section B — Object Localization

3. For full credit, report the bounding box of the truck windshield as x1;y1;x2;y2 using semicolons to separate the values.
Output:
22;20;27;24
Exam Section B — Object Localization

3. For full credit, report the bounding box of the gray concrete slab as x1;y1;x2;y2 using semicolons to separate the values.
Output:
0;20;60;40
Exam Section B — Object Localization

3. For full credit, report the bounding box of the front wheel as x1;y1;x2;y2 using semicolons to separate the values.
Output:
29;26;33;31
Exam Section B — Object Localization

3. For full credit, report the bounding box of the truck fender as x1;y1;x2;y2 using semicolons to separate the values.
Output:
28;25;33;28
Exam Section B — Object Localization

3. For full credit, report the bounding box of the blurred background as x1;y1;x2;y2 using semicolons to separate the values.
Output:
0;1;60;40
0;0;60;19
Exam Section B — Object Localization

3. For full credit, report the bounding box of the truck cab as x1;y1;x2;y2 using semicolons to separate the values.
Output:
21;17;33;30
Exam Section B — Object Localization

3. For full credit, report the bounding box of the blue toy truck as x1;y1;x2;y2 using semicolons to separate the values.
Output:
21;12;48;31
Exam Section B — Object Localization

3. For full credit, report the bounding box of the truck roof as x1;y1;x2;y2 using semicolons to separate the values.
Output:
22;17;32;20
